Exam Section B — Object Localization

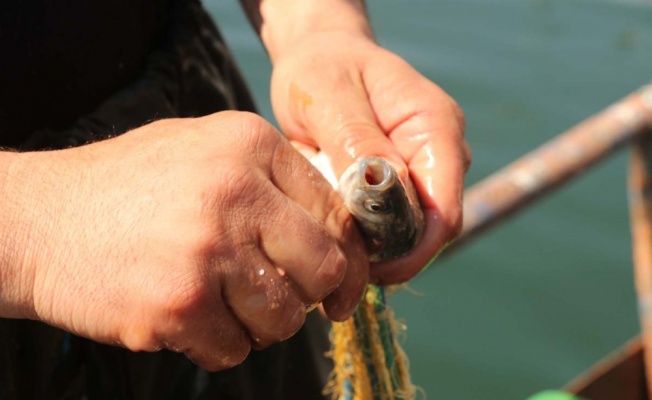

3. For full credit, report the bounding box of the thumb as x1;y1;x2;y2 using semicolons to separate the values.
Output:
316;88;407;180
281;79;408;181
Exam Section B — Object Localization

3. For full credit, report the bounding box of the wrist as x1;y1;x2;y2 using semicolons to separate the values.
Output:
0;151;49;319
258;0;374;63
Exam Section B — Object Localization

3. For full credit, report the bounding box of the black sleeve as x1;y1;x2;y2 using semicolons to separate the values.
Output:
17;1;256;151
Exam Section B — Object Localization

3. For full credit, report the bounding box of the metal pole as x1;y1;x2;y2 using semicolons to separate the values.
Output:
447;83;652;254
629;133;652;397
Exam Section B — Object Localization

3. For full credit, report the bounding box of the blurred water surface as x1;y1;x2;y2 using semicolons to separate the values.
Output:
205;1;652;398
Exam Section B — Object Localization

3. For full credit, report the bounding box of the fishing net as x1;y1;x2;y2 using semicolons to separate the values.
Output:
325;285;418;400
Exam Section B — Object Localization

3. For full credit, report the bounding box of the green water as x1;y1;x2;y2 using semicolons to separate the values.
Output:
205;1;652;399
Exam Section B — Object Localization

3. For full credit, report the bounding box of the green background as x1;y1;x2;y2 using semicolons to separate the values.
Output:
205;1;652;398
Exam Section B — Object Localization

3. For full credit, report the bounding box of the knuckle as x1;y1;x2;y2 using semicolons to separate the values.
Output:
237;111;270;131
228;111;282;154
332;120;384;158
436;95;470;173
213;164;269;214
120;327;159;352
218;165;257;201
449;99;466;132
156;273;209;328
120;274;209;353
426;90;465;138
192;111;281;152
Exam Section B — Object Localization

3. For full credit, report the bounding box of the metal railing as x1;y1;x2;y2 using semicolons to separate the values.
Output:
444;83;652;396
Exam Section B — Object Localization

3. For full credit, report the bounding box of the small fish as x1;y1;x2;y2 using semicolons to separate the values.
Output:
337;157;424;262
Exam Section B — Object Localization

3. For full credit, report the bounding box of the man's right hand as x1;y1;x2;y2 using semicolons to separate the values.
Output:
0;111;368;371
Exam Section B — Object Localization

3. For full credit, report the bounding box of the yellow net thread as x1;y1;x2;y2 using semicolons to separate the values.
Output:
324;286;418;400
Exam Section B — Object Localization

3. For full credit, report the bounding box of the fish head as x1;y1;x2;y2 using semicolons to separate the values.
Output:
338;157;424;262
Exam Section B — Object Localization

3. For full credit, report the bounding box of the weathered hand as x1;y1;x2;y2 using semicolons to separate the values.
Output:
270;32;470;284
0;111;367;371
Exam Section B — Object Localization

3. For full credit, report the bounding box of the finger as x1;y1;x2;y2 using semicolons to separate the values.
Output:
321;213;369;321
256;137;370;321
257;181;349;304
253;173;367;321
212;110;359;232
279;72;411;181
149;282;252;372
222;251;307;350
181;304;251;371
372;117;469;283
365;53;468;210
365;66;469;282
295;71;462;283
200;112;369;319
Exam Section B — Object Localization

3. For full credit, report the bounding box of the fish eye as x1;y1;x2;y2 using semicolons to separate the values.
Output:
364;199;385;213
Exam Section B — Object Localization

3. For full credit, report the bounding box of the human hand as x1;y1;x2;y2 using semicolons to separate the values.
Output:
270;32;469;284
0;111;367;370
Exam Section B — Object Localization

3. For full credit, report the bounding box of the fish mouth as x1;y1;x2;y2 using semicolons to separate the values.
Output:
358;157;395;190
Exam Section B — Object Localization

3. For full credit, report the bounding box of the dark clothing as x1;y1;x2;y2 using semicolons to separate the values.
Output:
0;0;170;146
0;1;331;398
0;314;331;400
0;0;256;149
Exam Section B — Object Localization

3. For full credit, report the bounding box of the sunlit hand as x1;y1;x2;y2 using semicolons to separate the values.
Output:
0;112;367;371
270;31;470;284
